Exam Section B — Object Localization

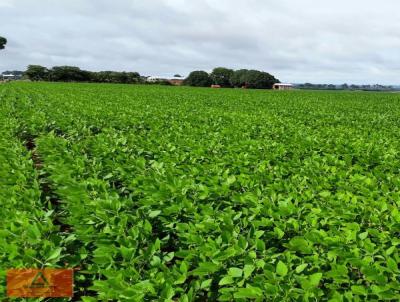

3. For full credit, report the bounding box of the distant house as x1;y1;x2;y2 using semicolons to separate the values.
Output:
1;74;20;81
168;77;184;86
273;83;294;90
147;76;167;83
147;76;184;86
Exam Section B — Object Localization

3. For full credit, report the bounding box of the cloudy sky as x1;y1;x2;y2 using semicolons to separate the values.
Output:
1;0;399;84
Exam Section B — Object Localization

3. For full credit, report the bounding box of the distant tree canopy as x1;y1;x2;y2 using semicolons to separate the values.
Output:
230;69;280;89
25;65;49;81
185;68;279;89
210;67;234;87
296;82;393;91
91;71;141;84
242;70;279;89
49;66;91;82
230;69;250;88
0;36;7;50
24;65;141;84
184;71;212;87
23;64;279;89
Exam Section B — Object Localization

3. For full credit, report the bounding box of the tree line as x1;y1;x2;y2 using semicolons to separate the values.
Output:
24;65;142;84
297;83;396;91
2;38;280;88
184;67;280;89
22;65;280;88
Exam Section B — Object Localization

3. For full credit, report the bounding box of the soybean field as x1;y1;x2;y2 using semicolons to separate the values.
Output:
1;82;400;301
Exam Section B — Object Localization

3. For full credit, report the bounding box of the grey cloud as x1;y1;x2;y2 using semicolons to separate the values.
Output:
0;0;399;84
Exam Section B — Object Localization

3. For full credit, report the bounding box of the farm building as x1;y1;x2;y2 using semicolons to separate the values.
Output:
1;74;20;81
147;76;167;83
273;83;294;90
147;76;184;86
168;78;184;86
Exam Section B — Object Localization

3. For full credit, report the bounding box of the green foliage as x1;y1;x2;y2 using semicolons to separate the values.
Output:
0;91;62;298
184;70;212;87
185;68;280;89
1;83;400;301
230;69;279;89
24;65;141;84
91;70;141;84
230;68;249;87
0;36;6;49
244;69;279;89
210;67;234;87
25;65;50;81
276;261;288;277
49;66;91;82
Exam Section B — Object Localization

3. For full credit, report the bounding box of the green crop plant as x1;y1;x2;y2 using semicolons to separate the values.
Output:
1;82;400;301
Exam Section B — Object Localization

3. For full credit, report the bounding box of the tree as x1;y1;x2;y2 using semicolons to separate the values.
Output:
48;66;91;82
230;69;279;89
174;74;182;78
91;71;141;83
125;72;141;83
109;71;129;84
184;71;212;87
230;69;249;87
24;65;142;83
0;36;6;50
210;67;234;87
242;70;278;89
91;71;113;83
24;65;49;81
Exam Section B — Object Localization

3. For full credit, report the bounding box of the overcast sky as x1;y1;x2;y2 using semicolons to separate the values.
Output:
1;0;399;84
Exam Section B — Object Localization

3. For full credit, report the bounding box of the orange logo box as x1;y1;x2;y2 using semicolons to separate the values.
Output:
7;269;73;298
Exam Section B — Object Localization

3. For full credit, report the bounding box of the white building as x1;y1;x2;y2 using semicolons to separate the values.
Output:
146;76;185;85
273;83;294;90
146;76;167;82
1;74;19;80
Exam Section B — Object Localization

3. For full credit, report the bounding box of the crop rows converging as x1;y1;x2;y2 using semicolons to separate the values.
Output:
1;82;400;301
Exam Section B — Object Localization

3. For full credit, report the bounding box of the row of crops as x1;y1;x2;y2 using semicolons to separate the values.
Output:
1;82;400;301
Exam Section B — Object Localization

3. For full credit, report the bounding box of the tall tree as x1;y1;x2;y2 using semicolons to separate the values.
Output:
244;70;279;89
184;71;212;87
91;71;140;83
230;69;279;89
0;36;7;50
230;69;249;87
48;66;91;82
24;65;49;81
210;67;234;87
